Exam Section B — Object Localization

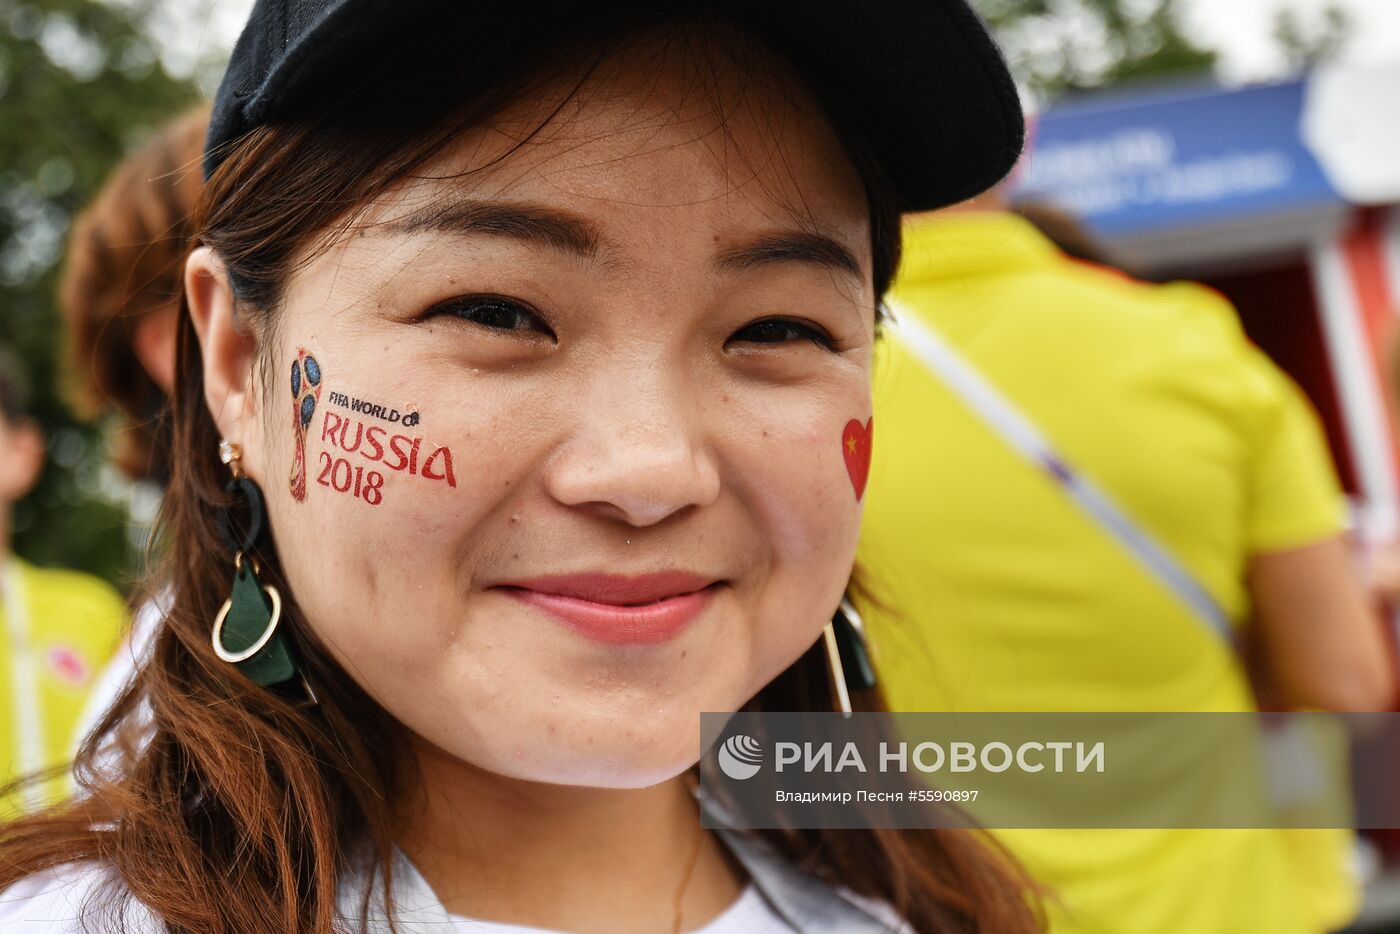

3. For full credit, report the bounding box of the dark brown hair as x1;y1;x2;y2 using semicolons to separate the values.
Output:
0;10;1040;933
59;105;209;484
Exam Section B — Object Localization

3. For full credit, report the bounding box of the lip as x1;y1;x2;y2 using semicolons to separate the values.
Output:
494;571;721;645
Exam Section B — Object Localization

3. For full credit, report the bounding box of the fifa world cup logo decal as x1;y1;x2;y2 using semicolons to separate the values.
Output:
289;350;322;502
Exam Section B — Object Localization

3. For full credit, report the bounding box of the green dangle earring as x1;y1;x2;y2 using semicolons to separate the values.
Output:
213;440;316;704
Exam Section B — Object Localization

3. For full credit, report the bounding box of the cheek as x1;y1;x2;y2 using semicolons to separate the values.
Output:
264;371;537;674
735;400;865;562
723;394;868;684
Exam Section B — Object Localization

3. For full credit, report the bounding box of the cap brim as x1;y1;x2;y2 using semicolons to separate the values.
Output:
207;0;1024;212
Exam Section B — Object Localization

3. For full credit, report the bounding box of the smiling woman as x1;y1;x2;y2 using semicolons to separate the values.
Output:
0;2;1038;932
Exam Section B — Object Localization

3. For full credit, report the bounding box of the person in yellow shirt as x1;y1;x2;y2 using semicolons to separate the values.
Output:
0;355;125;812
854;195;1395;934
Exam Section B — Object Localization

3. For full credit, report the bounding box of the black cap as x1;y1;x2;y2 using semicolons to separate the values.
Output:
205;0;1024;213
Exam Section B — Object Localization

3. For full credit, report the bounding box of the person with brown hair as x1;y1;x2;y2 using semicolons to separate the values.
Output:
58;108;211;771
0;2;1042;931
59;105;209;488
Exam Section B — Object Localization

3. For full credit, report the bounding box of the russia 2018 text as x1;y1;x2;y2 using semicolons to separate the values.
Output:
319;410;456;507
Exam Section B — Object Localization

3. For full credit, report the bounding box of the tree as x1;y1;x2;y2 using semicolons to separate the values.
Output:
1273;3;1353;71
973;0;1356;105
0;0;199;587
972;0;1218;101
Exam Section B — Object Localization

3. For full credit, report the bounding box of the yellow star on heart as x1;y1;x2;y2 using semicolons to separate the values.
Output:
845;435;859;456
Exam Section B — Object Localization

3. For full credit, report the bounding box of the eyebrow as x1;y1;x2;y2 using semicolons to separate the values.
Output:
382;198;601;260
715;232;864;283
381;197;862;282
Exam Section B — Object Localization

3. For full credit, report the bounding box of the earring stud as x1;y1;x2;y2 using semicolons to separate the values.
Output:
219;439;244;478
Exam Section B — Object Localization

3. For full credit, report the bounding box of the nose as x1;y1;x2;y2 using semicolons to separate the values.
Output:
543;362;721;528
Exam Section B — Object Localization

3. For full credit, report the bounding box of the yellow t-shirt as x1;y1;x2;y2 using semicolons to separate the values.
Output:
855;212;1354;934
0;556;125;812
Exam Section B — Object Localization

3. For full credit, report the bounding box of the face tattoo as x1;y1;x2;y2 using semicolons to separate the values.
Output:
289;349;322;501
841;417;873;502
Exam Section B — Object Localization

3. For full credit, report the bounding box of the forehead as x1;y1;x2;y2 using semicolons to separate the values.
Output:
354;30;871;251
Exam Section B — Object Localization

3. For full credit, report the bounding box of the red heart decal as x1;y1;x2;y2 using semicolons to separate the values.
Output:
841;417;873;501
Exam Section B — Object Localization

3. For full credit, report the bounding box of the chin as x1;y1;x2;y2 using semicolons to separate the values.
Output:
492;724;704;790
495;749;699;790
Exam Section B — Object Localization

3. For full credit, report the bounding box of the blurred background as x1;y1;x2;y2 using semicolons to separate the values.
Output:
3;0;1400;927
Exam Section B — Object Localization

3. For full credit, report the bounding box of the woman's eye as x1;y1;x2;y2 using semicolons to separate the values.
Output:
729;318;834;349
428;296;554;338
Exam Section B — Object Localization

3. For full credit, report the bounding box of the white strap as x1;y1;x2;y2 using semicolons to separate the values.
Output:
883;302;1235;644
2;559;47;810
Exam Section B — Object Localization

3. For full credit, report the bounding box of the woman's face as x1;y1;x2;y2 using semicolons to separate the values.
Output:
221;38;875;787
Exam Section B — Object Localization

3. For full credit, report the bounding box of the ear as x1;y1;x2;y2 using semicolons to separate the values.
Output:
132;305;179;396
185;246;263;468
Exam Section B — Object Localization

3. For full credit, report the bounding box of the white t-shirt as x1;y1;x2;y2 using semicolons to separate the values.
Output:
440;881;791;933
0;862;798;933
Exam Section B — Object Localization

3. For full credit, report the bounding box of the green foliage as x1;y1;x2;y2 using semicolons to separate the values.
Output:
1273;3;1353;71
973;0;1354;104
973;0;1217;101
0;0;198;589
